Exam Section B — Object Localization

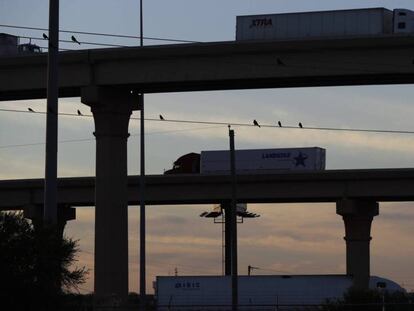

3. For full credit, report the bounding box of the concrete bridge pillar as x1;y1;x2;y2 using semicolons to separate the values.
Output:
24;204;76;304
336;199;379;290
81;86;139;305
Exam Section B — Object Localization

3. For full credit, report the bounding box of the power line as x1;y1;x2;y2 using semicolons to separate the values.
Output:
251;266;292;274
0;23;201;44
0;138;93;149
35;45;73;52
1;107;414;135
18;35;127;48
0;125;223;149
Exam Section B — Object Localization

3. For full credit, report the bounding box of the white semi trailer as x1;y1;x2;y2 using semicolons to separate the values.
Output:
200;147;326;174
155;275;404;310
236;8;414;41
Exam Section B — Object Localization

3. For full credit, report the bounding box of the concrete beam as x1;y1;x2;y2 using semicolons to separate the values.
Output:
1;169;414;210
23;204;76;238
2;36;414;100
24;204;75;222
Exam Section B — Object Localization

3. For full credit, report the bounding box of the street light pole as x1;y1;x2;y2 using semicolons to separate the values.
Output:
139;0;146;310
44;0;59;225
229;126;238;311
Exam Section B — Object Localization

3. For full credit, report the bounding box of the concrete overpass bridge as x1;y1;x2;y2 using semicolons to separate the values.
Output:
1;168;413;290
2;36;414;100
2;35;414;301
1;169;414;208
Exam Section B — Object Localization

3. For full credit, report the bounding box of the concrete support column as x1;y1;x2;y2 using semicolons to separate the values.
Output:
81;87;138;305
336;199;379;290
24;204;76;306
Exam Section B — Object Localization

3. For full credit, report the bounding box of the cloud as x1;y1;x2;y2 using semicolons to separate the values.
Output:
64;201;414;293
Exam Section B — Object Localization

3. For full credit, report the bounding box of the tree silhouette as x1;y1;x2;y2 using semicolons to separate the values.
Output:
0;212;87;310
323;287;414;311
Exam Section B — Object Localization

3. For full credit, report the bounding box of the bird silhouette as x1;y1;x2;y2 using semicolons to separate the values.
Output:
77;110;82;116
278;121;282;127
299;122;303;128
42;33;49;40
71;35;81;45
159;114;164;120
276;58;285;66
253;120;260;127
28;108;35;112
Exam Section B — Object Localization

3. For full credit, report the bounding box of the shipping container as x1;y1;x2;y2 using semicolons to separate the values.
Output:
155;275;403;310
236;8;414;41
200;147;326;174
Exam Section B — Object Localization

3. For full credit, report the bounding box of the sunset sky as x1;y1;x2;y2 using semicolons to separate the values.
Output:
1;0;414;294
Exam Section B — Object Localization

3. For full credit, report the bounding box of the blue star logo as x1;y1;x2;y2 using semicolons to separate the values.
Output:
294;152;308;167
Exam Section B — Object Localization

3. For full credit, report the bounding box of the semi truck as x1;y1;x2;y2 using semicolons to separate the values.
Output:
0;33;41;57
236;8;414;41
165;147;326;175
155;275;404;310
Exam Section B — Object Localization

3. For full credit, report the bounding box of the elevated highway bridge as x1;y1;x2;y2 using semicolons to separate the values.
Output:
2;35;414;299
1;169;414;209
0;169;412;291
2;36;414;100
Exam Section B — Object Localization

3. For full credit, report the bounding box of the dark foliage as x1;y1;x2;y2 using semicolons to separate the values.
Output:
0;212;87;310
322;287;414;311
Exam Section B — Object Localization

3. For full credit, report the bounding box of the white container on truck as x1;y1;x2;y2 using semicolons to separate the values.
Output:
236;8;414;41
200;147;326;174
155;275;403;310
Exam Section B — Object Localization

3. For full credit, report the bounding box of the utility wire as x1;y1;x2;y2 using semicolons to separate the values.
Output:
0;23;201;44
1;108;414;135
0;125;223;149
35;45;73;52
255;267;292;274
18;35;127;48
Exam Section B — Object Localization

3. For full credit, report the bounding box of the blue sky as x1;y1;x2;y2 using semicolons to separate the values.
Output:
1;0;414;293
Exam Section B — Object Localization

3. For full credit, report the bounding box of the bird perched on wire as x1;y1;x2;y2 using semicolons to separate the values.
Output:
276;58;285;66
299;122;303;128
71;35;81;45
77;109;82;116
278;121;282;127
253;119;261;127
42;33;49;40
28;108;35;112
159;114;164;120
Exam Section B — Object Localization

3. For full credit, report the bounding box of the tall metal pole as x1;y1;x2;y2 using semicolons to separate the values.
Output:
139;93;146;309
44;0;59;225
229;127;238;311
139;0;146;310
140;0;143;48
225;204;232;276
